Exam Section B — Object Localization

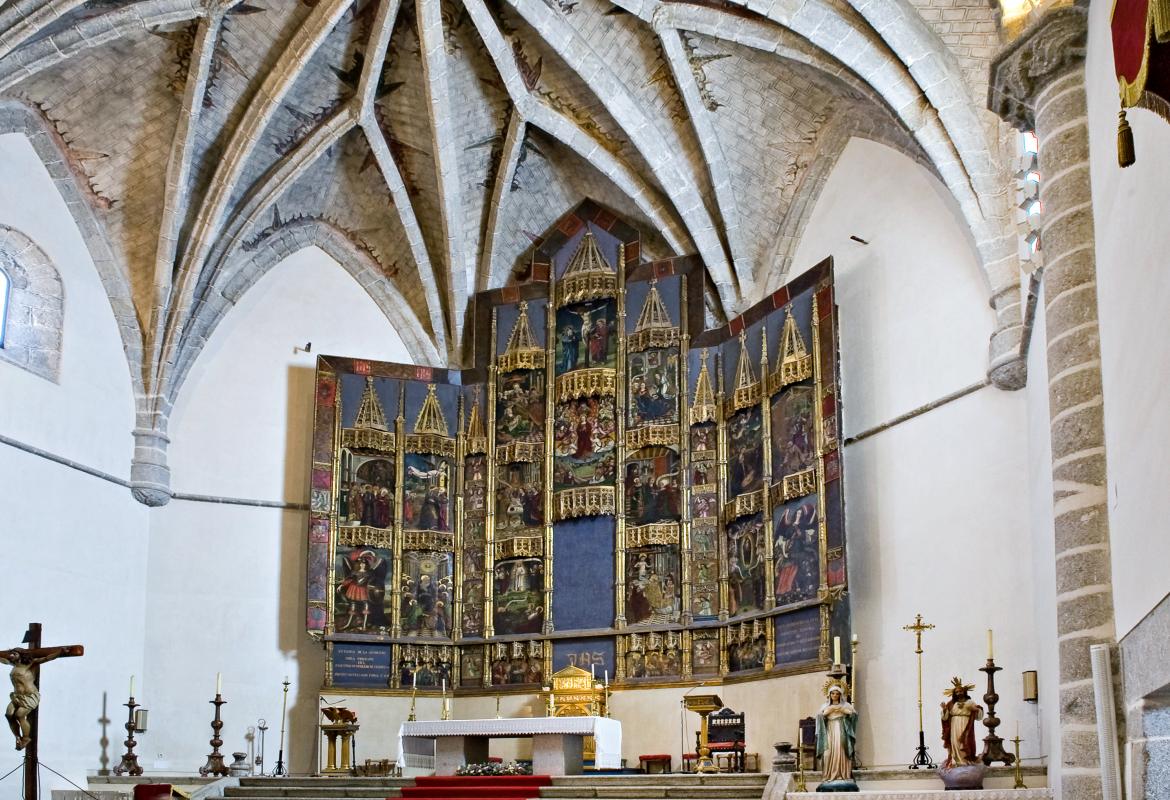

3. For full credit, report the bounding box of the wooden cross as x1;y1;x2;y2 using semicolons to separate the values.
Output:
2;623;84;800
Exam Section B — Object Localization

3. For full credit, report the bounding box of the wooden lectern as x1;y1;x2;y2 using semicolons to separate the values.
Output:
684;694;722;774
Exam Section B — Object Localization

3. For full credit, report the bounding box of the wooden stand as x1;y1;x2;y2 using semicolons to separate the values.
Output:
112;697;143;776
200;695;230;777
979;659;1015;766
321;723;359;775
684;694;723;774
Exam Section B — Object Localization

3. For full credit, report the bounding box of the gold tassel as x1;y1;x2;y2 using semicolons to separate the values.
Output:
1153;0;1170;42
1118;109;1136;167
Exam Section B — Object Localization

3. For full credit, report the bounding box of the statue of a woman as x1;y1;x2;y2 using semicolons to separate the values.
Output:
815;683;858;787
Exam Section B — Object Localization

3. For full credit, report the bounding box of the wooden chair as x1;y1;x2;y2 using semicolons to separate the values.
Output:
705;707;746;772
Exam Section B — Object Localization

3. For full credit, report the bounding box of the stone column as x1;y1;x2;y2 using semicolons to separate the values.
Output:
990;8;1117;800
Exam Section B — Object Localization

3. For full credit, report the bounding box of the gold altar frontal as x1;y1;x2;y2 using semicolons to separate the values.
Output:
546;665;608;761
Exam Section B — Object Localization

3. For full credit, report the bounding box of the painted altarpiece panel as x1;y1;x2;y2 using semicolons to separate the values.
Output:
627;348;679;427
552;396;617;490
402;452;452;532
399;550;454;638
727;406;764;498
625;546;682;625
493;556;545;635
306;204;847;696
334;546;393;633
725;513;767;617
774;495;820;607
555;299;617;374
490;641;546;686
624;447;682;526
496;461;544;532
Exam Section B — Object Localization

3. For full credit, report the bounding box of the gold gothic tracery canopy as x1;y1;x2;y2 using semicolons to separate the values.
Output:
306;204;849;693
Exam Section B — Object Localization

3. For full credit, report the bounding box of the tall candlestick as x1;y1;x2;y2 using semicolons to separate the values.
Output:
988;629;994;660
833;636;841;665
130;674;135;697
216;672;222;694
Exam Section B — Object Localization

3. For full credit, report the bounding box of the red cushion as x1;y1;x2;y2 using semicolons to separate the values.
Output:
133;785;172;800
640;754;671;760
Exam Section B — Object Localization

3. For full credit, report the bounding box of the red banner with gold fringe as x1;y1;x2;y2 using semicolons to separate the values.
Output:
1112;0;1170;164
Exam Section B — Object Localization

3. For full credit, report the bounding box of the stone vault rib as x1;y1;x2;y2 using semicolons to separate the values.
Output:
355;0;449;356
159;0;356;398
0;0;207;93
504;0;741;312
416;0;470;356
461;0;689;291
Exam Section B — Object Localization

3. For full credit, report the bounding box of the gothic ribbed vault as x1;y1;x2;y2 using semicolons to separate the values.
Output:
0;0;1026;503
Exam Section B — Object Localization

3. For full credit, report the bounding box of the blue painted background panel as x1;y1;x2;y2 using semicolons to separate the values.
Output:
552;516;615;630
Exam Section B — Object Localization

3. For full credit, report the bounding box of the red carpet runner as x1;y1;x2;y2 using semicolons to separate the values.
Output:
398;776;553;800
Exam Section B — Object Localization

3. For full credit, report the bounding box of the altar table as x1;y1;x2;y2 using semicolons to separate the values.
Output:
399;717;622;775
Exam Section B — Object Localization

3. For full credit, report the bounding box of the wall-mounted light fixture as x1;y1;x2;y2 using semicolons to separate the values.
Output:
1022;670;1038;703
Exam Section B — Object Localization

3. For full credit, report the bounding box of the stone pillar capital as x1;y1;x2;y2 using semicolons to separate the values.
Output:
989;5;1089;130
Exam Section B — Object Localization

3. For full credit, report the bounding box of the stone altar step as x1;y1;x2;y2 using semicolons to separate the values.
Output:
549;776;767;786
237;778;412;787
788;791;1053;800
226;789;405;799
540;787;763;799
540;775;767;800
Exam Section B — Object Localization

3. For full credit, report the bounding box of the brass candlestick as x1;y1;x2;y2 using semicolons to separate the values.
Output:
494;694;501;719
979;658;1015;765
113;696;143;776
1012;736;1026;788
199;694;229;777
903;614;936;768
794;723;807;791
407;684;417;722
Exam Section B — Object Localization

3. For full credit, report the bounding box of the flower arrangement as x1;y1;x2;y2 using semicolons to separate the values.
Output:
455;761;532;776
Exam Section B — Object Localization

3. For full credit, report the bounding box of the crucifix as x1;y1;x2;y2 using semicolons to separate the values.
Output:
902;613;935;769
2;623;84;800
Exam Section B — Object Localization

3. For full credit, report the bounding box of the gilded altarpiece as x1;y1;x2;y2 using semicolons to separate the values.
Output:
308;201;849;694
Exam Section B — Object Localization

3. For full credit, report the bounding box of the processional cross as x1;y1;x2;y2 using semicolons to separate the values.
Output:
902;613;935;769
2;623;84;799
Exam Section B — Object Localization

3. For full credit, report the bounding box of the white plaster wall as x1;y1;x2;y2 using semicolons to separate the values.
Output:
0;447;149;799
1027;280;1060;792
0;133;147;799
789;138;1039;768
143;246;413;773
790;138;992;435
0;133;136;475
1086;0;1170;638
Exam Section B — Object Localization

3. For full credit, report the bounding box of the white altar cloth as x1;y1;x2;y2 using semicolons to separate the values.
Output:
400;717;622;770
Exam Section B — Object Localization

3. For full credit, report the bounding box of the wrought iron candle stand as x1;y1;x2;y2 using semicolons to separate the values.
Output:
272;678;290;777
199;694;230;777
979;659;1015;766
113;696;143;776
903;614;936;769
